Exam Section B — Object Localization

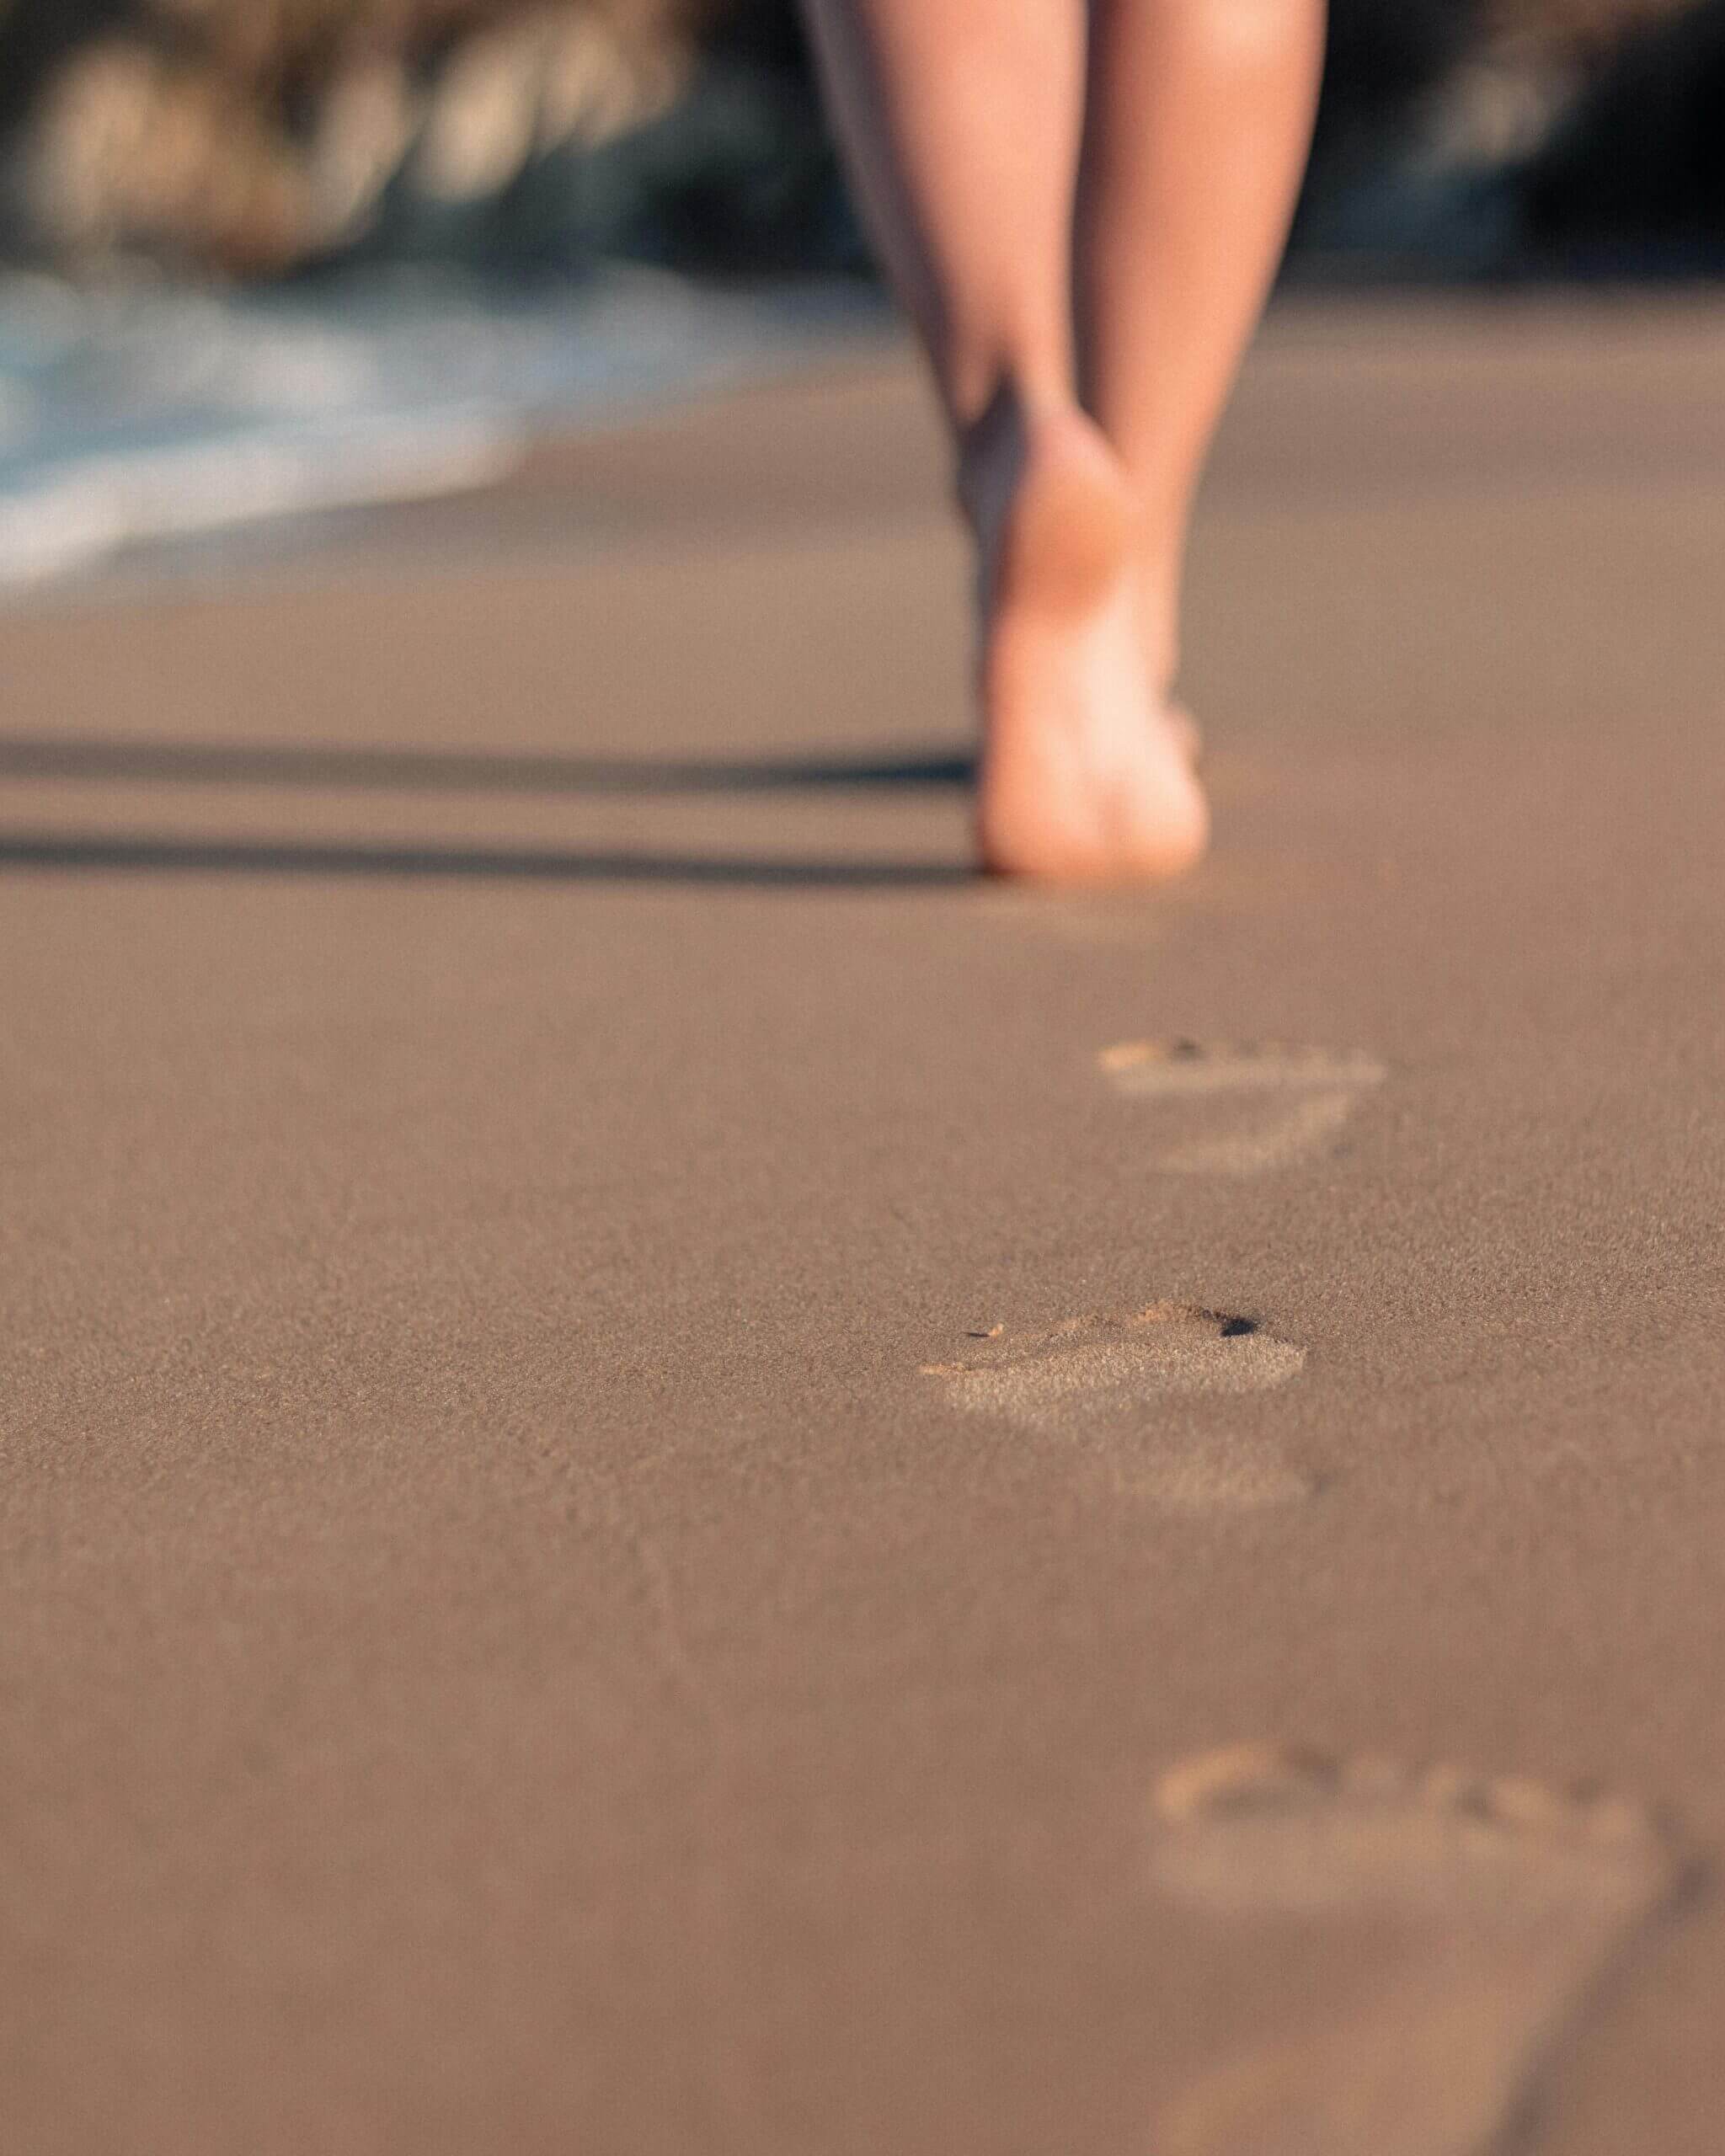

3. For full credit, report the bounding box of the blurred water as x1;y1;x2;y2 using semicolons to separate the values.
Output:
0;267;884;590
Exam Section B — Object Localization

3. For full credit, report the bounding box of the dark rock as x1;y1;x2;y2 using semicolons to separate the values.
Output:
1523;0;1725;263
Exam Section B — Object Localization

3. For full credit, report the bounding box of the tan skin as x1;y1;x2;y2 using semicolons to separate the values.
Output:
798;0;1326;880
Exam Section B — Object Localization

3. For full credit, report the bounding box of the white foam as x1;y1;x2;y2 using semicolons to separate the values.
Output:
0;269;889;588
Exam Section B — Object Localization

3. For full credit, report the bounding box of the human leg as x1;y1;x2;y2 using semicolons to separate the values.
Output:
802;2;1302;875
1077;0;1327;693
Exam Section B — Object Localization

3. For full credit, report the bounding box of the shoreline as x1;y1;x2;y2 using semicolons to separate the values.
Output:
0;265;895;595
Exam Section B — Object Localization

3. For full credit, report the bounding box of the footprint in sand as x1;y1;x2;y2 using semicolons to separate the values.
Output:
1100;1040;1386;1176
920;1305;1310;1509
1151;1743;1686;2155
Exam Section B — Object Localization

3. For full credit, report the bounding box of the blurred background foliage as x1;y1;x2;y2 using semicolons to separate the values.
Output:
0;0;1720;282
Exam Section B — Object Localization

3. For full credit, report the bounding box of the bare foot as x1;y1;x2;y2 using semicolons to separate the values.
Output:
964;403;1208;883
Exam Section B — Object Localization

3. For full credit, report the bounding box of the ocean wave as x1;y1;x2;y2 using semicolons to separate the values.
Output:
0;266;882;588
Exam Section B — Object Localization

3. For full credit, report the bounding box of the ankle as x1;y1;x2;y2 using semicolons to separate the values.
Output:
959;382;1115;526
960;398;1144;624
953;383;1026;552
1137;562;1183;697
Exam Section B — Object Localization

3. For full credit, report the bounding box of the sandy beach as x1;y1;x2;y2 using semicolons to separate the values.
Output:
3;293;1723;2153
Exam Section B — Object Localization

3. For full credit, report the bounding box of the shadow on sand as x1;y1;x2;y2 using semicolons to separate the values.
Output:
0;734;975;796
0;831;969;887
0;733;975;888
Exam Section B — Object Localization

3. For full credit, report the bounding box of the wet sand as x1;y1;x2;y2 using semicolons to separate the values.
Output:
3;295;1723;2153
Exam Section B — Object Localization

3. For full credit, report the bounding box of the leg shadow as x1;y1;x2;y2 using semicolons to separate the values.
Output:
0;830;971;889
0;735;975;797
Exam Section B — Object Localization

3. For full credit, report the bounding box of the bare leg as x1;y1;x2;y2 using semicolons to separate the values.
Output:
794;3;1083;438
799;0;1321;881
1079;0;1327;696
